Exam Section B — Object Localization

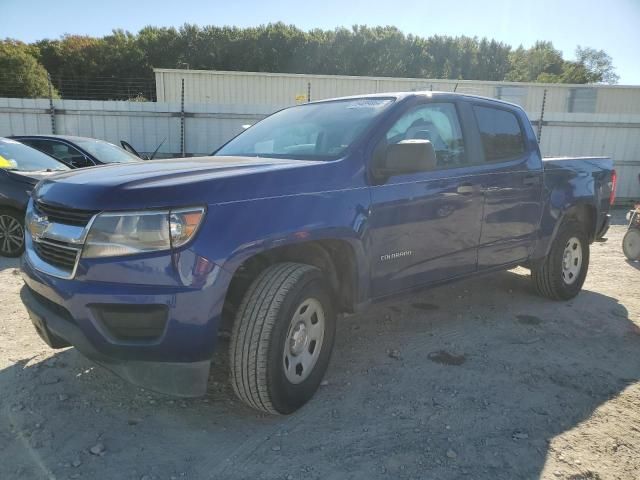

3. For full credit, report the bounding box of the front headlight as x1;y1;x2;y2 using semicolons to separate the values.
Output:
82;207;205;258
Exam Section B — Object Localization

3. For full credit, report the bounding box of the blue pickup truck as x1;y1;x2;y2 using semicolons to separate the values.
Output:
20;92;615;414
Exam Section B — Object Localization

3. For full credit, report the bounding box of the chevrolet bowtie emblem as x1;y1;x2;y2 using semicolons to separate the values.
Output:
28;214;50;240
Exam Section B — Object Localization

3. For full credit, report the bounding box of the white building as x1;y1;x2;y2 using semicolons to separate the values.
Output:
154;68;640;201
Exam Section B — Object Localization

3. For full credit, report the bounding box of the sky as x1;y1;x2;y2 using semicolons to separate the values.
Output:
3;0;640;84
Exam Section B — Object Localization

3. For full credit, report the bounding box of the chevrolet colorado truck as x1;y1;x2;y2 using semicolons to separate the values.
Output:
20;92;615;414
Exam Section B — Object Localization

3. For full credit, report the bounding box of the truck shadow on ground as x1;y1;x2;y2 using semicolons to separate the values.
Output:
1;270;638;480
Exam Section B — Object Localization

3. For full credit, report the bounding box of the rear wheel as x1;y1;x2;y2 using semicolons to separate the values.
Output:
0;209;25;257
623;228;640;261
229;262;336;414
531;220;589;300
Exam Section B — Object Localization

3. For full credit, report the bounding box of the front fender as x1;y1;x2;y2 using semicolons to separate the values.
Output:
191;189;372;300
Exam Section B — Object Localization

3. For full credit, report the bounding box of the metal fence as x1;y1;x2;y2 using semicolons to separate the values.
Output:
0;96;272;158
0;73;156;102
0;76;639;200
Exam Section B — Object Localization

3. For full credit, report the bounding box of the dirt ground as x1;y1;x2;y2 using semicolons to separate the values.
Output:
1;210;639;480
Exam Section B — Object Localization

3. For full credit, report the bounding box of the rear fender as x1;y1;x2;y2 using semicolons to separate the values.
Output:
531;196;596;261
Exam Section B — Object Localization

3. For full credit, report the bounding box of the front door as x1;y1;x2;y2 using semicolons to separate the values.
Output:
367;101;485;297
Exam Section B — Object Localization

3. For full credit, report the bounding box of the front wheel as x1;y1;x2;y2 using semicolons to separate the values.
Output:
229;262;336;414
531;220;590;300
623;228;640;261
0;209;25;257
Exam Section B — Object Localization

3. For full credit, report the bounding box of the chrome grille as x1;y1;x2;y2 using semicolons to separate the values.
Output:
35;201;98;227
33;240;80;272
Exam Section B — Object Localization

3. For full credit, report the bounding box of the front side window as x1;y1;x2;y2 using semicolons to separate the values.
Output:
24;139;93;167
473;106;525;162
384;102;466;168
51;142;89;166
215;98;394;160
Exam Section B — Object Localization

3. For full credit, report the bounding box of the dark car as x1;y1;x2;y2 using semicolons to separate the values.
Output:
0;137;69;256
11;135;143;168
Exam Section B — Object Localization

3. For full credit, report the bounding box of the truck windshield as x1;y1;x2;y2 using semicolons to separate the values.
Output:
215;98;394;160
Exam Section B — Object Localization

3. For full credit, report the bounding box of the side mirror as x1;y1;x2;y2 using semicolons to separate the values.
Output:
375;139;437;178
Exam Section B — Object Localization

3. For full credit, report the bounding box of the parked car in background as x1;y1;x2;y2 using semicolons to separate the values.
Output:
11;135;143;168
622;174;640;261
20;92;614;414
623;203;640;261
0;138;69;257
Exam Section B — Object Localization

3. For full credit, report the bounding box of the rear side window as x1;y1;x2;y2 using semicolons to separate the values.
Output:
473;106;525;162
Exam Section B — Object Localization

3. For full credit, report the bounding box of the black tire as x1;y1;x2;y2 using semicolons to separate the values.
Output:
229;262;336;414
622;228;640;261
0;208;25;257
531;220;590;300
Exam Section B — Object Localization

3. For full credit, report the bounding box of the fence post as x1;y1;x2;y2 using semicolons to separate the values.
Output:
537;89;547;144
307;82;311;103
180;78;185;157
47;73;56;134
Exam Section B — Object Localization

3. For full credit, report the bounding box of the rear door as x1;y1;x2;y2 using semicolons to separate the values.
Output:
367;99;485;297
470;103;544;269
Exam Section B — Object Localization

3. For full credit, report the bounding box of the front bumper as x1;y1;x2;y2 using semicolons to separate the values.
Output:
21;250;232;397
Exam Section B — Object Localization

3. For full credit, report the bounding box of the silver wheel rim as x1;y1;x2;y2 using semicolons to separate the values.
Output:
623;230;640;260
561;236;583;285
283;297;325;384
0;215;24;255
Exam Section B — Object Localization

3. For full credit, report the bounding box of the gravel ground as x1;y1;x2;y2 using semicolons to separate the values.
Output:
1;210;638;480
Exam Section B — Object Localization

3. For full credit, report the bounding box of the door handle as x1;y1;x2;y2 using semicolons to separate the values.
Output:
523;175;541;186
457;184;478;195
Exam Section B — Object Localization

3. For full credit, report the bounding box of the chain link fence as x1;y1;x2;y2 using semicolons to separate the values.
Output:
0;72;156;101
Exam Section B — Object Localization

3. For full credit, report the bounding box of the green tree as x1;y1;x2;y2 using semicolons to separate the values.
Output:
11;25;619;100
505;41;565;82
0;40;57;98
558;62;590;84
136;26;182;70
575;46;619;84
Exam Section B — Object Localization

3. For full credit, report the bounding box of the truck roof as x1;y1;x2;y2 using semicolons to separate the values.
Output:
309;91;522;109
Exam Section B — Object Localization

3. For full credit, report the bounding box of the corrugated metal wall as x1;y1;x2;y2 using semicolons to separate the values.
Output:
0;97;271;158
154;68;640;113
155;69;640;200
2;69;640;200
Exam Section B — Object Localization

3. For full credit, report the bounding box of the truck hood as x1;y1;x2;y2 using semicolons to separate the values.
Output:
32;156;326;210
